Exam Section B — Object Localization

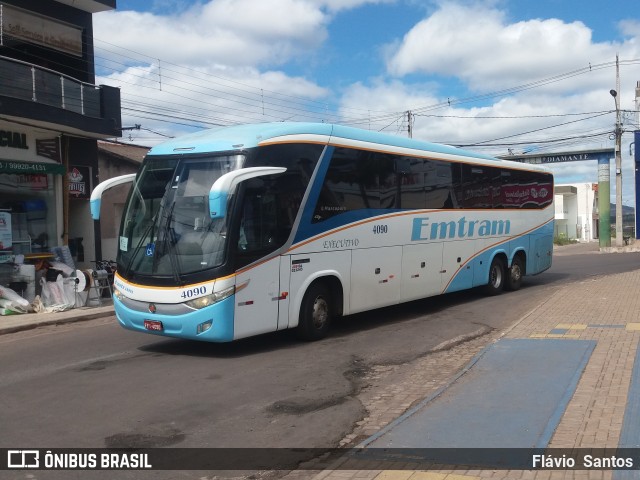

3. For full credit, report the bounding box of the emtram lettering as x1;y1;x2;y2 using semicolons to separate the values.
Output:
411;216;511;241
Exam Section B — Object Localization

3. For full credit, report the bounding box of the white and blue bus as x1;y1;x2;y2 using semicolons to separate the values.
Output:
90;123;554;342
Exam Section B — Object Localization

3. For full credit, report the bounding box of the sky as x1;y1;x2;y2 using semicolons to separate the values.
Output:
92;0;640;206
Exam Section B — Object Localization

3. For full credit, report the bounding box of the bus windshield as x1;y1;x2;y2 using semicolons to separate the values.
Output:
117;154;243;281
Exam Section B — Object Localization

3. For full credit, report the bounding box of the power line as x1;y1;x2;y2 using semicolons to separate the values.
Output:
456;130;613;149
455;111;612;147
5;29;636;150
415;110;614;120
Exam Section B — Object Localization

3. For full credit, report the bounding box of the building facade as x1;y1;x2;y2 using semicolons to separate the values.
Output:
554;183;597;242
0;0;121;268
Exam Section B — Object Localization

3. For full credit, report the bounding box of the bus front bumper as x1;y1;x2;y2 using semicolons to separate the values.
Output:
113;295;235;342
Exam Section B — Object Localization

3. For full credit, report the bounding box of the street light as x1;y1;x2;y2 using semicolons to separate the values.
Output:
610;89;623;246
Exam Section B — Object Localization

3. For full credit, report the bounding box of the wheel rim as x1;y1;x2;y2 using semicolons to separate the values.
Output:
312;296;329;329
511;263;522;283
490;264;502;288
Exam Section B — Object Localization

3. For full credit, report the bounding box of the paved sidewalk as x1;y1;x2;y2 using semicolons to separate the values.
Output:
0;300;114;335
283;243;640;480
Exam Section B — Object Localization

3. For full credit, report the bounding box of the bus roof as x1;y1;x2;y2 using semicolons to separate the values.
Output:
149;123;333;156
146;122;536;169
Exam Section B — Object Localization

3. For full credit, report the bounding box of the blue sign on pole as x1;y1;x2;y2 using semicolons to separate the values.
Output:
500;148;614;165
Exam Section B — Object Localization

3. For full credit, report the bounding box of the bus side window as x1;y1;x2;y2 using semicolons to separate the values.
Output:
461;164;501;209
312;148;389;221
234;179;288;269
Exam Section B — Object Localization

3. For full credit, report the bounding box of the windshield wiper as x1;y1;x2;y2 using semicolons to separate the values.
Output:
158;201;184;284
124;208;159;277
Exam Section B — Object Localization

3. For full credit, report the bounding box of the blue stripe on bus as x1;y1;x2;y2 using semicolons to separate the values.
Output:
294;208;406;244
443;222;553;293
294;144;333;243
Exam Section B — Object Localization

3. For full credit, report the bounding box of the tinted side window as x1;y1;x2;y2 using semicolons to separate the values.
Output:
246;143;322;182
535;172;554;208
423;160;462;209
313;149;469;221
313;148;390;222
501;169;553;209
461;164;500;209
233;143;324;268
246;143;323;223
234;178;281;269
501;170;527;208
378;153;400;209
234;170;321;269
311;148;554;216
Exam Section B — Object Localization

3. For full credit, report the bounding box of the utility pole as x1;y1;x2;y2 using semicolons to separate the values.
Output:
611;55;623;246
636;80;640;126
406;110;412;138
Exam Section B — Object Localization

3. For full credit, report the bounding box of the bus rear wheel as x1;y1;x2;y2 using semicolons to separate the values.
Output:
505;256;524;291
296;283;332;341
484;257;505;295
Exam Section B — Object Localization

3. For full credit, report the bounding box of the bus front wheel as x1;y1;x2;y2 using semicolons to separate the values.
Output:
296;283;332;341
484;257;505;295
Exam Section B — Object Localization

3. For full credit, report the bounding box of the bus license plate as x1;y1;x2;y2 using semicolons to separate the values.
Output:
144;320;163;332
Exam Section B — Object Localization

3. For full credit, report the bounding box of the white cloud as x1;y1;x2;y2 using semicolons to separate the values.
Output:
619;19;640;38
338;81;617;147
94;0;396;70
336;1;640;159
99;63;330;144
199;0;327;49
385;2;620;92
310;0;395;12
95;0;640;190
93;0;345;144
94;0;329;68
340;79;439;115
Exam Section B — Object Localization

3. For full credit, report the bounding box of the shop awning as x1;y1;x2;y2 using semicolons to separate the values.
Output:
0;159;65;175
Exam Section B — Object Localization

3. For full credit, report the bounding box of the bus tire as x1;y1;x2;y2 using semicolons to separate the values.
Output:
484;256;505;295
296;283;332;341
505;255;524;291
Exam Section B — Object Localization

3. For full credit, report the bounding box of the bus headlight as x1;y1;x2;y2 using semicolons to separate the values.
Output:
185;285;235;309
113;288;128;302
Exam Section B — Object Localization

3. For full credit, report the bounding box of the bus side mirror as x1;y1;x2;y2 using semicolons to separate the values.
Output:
90;174;136;220
209;167;286;219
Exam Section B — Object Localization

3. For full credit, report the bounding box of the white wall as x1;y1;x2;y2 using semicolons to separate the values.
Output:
554;183;596;242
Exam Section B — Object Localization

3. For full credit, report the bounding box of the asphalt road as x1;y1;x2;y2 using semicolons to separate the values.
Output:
1;243;639;480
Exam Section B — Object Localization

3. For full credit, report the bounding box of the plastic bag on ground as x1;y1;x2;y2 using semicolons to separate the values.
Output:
0;298;28;315
0;285;30;308
39;276;74;312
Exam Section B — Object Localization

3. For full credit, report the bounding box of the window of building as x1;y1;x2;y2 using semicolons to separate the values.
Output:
0;173;56;254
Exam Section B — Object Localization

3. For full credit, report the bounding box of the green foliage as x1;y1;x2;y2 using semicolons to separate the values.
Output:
554;233;578;246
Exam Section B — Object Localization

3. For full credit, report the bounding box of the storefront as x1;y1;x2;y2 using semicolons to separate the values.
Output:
0;0;119;314
0;120;99;266
0;123;64;257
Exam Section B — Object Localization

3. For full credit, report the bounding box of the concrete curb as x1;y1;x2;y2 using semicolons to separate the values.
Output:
0;304;114;336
